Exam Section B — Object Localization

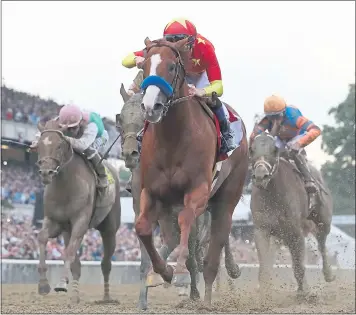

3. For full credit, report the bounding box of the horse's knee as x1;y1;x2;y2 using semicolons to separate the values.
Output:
38;229;49;244
135;217;151;237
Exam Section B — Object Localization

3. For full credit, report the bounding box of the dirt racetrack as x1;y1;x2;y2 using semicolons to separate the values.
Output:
2;269;355;314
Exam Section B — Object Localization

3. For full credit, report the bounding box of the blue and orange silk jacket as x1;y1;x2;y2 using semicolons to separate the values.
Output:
249;105;321;147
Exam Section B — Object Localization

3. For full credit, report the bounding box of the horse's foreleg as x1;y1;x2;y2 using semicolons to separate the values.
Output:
99;229;117;302
138;238;151;310
54;231;79;293
254;228;275;305
186;224;200;300
62;215;90;304
203;209;232;306
37;218;61;295
224;238;241;279
173;184;209;287
135;189;173;284
285;231;309;299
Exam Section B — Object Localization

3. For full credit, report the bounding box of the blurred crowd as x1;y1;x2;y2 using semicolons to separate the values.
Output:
1;212;262;263
1;85;59;125
1;164;41;205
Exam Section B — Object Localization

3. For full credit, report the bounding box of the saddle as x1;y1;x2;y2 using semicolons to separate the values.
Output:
76;152;116;228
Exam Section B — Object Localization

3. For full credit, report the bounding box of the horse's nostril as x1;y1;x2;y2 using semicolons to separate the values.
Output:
154;103;163;111
131;151;139;158
140;103;145;111
39;170;42;174
48;170;54;175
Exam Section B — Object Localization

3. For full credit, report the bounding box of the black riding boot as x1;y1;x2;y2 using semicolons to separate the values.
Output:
84;147;108;190
292;152;318;210
209;96;236;154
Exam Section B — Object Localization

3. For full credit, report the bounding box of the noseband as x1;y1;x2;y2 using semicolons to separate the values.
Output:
140;41;189;116
36;129;73;176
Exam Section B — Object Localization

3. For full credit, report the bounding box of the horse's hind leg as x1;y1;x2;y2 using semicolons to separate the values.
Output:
138;239;151;310
37;218;61;295
99;229;117;302
313;221;335;282
203;207;232;306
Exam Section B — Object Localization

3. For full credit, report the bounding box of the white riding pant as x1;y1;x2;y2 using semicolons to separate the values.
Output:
275;133;306;153
91;130;109;156
185;71;210;89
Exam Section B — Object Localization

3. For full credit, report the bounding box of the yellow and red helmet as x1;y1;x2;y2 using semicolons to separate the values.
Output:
163;18;197;43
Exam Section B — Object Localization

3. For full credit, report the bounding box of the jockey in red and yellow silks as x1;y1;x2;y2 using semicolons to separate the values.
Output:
250;95;321;209
121;17;235;154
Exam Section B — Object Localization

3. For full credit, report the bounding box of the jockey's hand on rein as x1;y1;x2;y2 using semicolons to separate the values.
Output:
287;141;302;154
188;84;206;97
135;56;145;69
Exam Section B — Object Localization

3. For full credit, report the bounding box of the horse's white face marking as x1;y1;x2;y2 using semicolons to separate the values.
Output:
142;54;163;111
43;136;52;146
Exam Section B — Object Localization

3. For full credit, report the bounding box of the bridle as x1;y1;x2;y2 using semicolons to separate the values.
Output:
36;129;73;176
251;133;280;181
140;40;191;117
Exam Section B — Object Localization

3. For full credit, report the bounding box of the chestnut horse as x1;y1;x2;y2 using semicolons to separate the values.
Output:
134;37;249;305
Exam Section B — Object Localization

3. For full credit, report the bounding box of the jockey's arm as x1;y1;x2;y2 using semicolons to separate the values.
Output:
249;117;271;143
295;116;321;147
65;123;98;152
121;49;146;68
202;44;223;97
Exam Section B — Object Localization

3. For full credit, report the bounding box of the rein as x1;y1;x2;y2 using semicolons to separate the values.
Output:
37;129;74;175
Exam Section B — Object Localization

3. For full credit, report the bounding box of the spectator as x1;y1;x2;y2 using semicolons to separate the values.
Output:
1;163;42;205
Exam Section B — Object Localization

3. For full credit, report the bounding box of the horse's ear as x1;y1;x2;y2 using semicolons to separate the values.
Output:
144;37;152;47
59;124;68;133
37;121;45;132
174;37;191;52
120;83;130;103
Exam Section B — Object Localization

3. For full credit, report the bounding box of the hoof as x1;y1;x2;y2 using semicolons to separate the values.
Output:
54;280;68;293
137;300;148;311
163;281;171;289
172;271;191;287
324;272;336;283
38;282;51;295
178;286;189;297
146;270;165;287
190;287;200;300
296;289;318;303
70;295;80;304
226;264;241;279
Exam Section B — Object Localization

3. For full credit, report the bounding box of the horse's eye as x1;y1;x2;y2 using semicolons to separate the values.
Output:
168;63;176;73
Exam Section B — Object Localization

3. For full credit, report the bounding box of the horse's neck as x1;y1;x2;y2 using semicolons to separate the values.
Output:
154;88;198;142
51;154;78;187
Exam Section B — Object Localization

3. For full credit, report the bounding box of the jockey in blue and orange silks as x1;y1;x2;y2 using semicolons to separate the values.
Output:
250;95;321;209
121;17;236;155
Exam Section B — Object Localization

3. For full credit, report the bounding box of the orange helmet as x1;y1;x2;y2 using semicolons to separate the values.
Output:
264;95;287;116
163;18;197;43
